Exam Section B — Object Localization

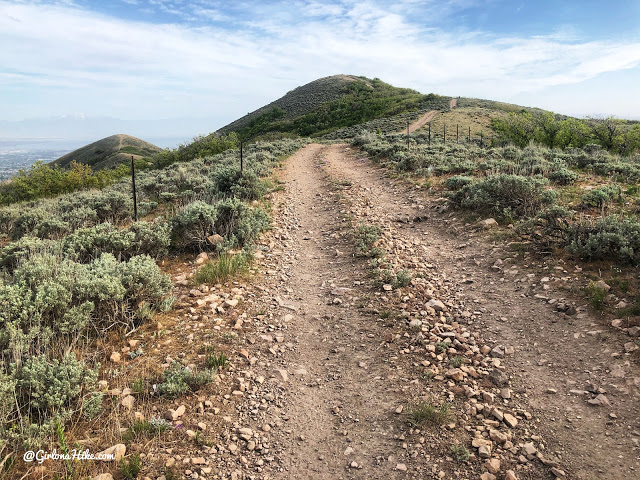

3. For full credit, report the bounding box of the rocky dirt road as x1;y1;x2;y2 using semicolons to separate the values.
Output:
143;144;639;480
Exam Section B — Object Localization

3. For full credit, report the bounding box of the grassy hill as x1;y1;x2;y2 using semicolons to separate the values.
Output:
52;134;162;171
217;75;451;139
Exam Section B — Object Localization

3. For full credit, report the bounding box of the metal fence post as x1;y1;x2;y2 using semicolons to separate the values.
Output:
130;155;138;222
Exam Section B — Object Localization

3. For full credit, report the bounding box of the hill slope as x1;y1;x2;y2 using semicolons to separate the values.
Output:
217;75;451;138
52;134;161;171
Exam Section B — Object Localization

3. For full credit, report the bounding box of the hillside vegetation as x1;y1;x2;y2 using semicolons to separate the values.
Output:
52;134;162;171
0;133;240;205
0;136;304;455
218;75;450;139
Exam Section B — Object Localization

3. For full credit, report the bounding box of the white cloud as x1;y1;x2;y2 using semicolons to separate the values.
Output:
0;0;639;128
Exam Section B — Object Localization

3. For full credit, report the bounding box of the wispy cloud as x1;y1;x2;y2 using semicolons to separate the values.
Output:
1;0;640;126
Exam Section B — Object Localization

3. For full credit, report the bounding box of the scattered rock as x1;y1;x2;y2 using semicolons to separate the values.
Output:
587;394;610;406
97;444;126;462
109;352;121;363
120;395;135;410
273;368;289;382
485;458;501;474
505;471;518;480
167;405;186;421
477;218;498;229
427;299;445;312
207;234;224;246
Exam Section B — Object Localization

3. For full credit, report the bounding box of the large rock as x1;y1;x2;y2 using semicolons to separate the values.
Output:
97;444;126;462
207;234;224;246
477;218;499;229
427;299;445;312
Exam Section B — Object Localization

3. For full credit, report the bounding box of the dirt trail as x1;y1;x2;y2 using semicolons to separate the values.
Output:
450;98;457;108
313;144;640;479
165;143;638;480
407;110;437;133
271;144;425;478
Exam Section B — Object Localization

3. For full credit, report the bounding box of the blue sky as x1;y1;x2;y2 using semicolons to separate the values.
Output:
1;0;640;141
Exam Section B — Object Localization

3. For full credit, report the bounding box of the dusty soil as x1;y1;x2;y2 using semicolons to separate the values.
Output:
408;110;438;133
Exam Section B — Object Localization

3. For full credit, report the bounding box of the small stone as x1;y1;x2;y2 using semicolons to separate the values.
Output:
445;368;464;381
485;458;501;474
480;474;496;480
587;394;610;406
120;395;135;410
551;467;566;477
110;352;121;363
503;413;518;428
168;405;186;421
489;429;507;444
505;471;518;480
478;444;491;458
192;457;206;465
92;475;114;480
195;252;208;265
522;442;537;456
273;368;288;382
594;280;611;291
344;447;354;456
427;299;445;312
396;463;407;471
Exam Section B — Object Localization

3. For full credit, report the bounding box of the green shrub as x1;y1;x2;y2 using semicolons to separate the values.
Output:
213;198;269;248
450;174;555;218
60;206;99;229
92;190;133;224
212;166;267;200
567;215;640;264
0;236;56;272
157;363;213;398
33;217;70;240
548;166;579;185
407;401;451;427
586;280;608;310
13;353;97;420
63;221;170;262
81;392;104;419
171;201;218;251
354;224;382;256
120;453;142;480
445;175;474;190
11;208;48;240
581;184;622;209
117;254;173;309
0;208;18;236
450;443;470;462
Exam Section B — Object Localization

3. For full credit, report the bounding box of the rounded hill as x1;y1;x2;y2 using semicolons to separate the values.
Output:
51;134;162;171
